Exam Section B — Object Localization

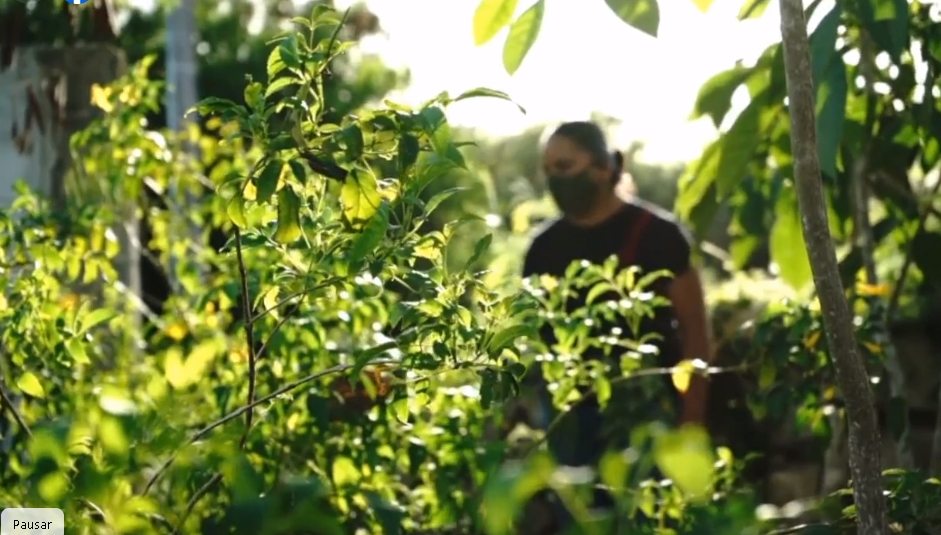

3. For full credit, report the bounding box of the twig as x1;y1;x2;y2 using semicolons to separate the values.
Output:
234;228;257;447
141;359;393;494
171;473;222;535
166;229;256;532
0;379;30;438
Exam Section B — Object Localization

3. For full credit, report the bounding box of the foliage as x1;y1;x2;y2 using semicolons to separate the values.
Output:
675;0;941;296
0;9;748;535
4;3;941;535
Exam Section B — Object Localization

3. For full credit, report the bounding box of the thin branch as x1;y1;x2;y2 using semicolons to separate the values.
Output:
0;379;30;438
234;228;257;448
165;228;258;531
141;359;385;495
171;473;222;535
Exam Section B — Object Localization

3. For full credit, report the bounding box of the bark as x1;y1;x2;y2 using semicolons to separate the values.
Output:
777;1;888;535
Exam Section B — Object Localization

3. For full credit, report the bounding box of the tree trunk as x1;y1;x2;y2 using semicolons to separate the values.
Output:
776;2;888;535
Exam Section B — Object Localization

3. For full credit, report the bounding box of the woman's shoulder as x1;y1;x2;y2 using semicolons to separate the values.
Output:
624;199;691;239
526;216;565;249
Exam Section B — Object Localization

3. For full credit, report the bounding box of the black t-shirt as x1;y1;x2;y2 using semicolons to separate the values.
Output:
522;199;693;371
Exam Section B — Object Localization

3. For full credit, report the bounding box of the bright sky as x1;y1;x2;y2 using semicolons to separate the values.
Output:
345;0;788;163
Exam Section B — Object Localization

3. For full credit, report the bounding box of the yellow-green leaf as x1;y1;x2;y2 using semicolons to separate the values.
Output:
332;456;361;486
671;359;695;393
653;425;715;501
340;170;382;229
66;338;90;365
349;202;389;264
226;195;248;228
738;0;770;20
16;372;45;398
472;0;519;46
690;0;713;13
604;0;660;38
502;0;544;75
274;187;303;244
770;187;812;291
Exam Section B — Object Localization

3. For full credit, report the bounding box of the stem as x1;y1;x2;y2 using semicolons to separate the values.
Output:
777;1;888;534
234;228;257;447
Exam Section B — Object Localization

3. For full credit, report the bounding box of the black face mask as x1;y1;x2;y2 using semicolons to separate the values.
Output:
547;170;601;216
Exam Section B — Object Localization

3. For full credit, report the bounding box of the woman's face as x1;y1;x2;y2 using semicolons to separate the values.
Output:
542;134;610;186
542;134;614;216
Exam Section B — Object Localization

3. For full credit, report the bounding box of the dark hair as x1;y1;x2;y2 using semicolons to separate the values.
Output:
550;121;624;184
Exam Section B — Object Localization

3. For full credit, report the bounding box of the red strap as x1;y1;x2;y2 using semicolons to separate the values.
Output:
617;210;653;266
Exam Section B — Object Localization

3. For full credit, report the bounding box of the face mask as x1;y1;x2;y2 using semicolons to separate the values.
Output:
547;170;601;216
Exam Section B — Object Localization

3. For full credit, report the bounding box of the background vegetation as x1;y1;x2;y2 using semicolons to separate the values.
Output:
0;0;940;534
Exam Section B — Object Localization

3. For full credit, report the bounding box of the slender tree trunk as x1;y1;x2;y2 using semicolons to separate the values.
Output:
777;2;888;535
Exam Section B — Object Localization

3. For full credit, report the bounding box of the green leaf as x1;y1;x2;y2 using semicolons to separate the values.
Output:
690;0;713;13
858;0;909;62
467;233;493;267
331;456;361;487
65;338;90;365
398;134;421;173
254;160;283;203
266;47;286;78
472;0;519;46
287;160;307;185
279;34;302;68
265;77;299;98
80;308;117;335
273;187;303;244
738;0;770;20
243;82;264;111
604;0;660;38
502;0;544;75
487;324;535;355
809;4;842;86
715;96;766;196
349;203;389;265
226;195;248;228
453;87;526;114
339;125;365;160
392;398;409;424
675;143;720;233
424;187;467;216
16;372;45;398
815;56;848;179
341;170;382;229
653;425;715;501
690;65;753;128
769;187;812;291
192;97;241;117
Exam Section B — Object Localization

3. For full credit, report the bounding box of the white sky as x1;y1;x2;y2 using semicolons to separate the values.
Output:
345;0;787;163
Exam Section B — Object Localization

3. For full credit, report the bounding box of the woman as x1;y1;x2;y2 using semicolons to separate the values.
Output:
522;121;713;524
